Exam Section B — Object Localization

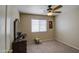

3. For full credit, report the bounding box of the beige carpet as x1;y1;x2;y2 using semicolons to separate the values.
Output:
27;40;79;53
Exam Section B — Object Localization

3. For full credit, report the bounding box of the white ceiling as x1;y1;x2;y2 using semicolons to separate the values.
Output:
16;5;59;16
16;5;48;15
15;5;79;16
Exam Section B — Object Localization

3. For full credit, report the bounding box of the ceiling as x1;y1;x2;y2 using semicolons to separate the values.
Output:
16;5;59;16
15;5;79;16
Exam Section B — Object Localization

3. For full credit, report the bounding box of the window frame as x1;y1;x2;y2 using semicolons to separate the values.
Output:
31;19;47;33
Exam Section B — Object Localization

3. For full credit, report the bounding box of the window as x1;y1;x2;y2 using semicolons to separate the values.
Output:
32;19;47;32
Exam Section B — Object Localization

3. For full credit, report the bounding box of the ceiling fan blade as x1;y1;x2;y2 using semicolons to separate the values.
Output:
53;11;61;13
53;5;63;11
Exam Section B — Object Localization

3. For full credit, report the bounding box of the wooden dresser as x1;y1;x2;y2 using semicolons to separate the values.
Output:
12;40;27;53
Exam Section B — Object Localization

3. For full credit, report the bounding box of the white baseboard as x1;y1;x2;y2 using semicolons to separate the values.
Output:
56;39;79;50
7;49;13;53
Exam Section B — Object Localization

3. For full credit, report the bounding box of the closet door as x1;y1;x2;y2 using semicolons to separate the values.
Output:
0;5;6;53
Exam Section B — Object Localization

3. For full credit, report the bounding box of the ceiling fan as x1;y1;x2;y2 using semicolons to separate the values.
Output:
47;5;63;16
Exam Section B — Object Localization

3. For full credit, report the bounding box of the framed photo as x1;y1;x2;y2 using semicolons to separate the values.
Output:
49;21;53;29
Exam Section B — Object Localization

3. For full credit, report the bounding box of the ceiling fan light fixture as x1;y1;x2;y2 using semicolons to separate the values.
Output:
47;12;53;16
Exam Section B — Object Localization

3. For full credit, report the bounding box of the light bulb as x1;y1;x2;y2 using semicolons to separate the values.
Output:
47;12;53;16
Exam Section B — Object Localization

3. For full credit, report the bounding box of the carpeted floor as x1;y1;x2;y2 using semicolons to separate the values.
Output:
27;40;79;53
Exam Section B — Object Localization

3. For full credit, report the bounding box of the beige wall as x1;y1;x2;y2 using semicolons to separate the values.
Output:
0;5;6;52
20;14;54;44
56;5;79;50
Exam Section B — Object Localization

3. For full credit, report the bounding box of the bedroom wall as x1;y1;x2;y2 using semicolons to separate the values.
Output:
0;5;6;52
56;5;79;50
20;13;54;44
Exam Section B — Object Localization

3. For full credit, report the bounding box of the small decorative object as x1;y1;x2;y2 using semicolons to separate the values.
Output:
15;32;27;42
34;37;41;44
49;21;53;29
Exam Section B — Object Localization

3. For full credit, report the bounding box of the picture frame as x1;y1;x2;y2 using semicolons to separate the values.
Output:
49;21;53;29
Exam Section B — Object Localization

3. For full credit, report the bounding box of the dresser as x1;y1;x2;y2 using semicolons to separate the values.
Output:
12;40;27;53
